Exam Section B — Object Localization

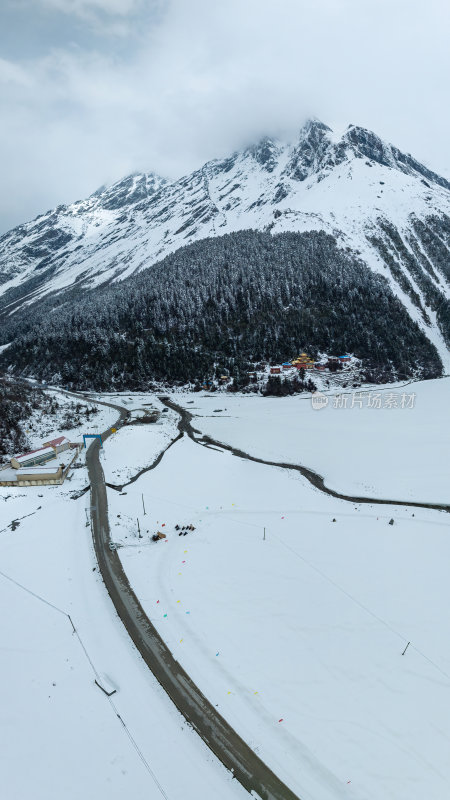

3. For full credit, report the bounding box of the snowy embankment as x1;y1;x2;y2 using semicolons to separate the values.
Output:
0;434;246;799
111;426;450;800
176;378;450;503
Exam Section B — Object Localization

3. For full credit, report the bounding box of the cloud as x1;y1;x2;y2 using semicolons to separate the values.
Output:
30;0;157;37
37;0;144;19
1;0;449;232
0;57;32;87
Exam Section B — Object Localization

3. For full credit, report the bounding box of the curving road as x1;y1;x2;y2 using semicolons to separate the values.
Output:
84;395;300;800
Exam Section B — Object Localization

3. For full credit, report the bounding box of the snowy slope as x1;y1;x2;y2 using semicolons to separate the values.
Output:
1;120;450;364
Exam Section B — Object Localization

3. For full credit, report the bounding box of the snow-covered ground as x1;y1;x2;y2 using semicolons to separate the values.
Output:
175;377;450;503
112;425;450;800
94;395;179;485
3;381;449;800
0;430;246;799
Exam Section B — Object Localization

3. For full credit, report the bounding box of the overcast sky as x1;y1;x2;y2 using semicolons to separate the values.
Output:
0;0;449;233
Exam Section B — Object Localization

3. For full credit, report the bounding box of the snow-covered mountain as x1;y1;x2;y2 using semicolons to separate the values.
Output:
1;119;450;367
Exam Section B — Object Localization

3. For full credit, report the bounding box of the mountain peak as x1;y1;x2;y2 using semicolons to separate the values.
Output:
299;118;332;137
343;124;396;168
283;118;335;182
1;116;450;364
82;171;167;213
342;124;450;190
244;136;282;173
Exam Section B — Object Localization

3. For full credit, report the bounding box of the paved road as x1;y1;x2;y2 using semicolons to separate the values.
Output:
83;395;300;800
161;397;450;515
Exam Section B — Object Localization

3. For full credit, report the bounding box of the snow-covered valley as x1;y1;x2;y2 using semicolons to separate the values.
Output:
179;378;450;503
2;1;449;797
1;379;449;799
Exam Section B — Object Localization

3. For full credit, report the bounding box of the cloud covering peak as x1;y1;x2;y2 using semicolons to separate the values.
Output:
0;0;449;233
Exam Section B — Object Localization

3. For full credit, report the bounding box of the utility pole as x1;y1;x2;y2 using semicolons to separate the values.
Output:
142;494;146;515
263;527;266;541
137;518;142;538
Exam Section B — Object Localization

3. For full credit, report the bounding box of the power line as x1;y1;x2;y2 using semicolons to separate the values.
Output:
181;507;450;682
0;569;170;798
268;530;450;683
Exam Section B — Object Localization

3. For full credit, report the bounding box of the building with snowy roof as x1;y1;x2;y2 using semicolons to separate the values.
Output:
42;436;71;454
16;465;63;482
11;446;56;470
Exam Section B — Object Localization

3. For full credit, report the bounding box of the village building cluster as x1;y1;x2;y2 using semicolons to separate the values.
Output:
269;353;352;375
0;436;82;487
204;353;357;391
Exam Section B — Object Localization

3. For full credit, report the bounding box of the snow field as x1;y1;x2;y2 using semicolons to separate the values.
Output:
3;381;449;800
112;429;450;800
96;396;179;485
177;377;450;503
0;458;246;799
